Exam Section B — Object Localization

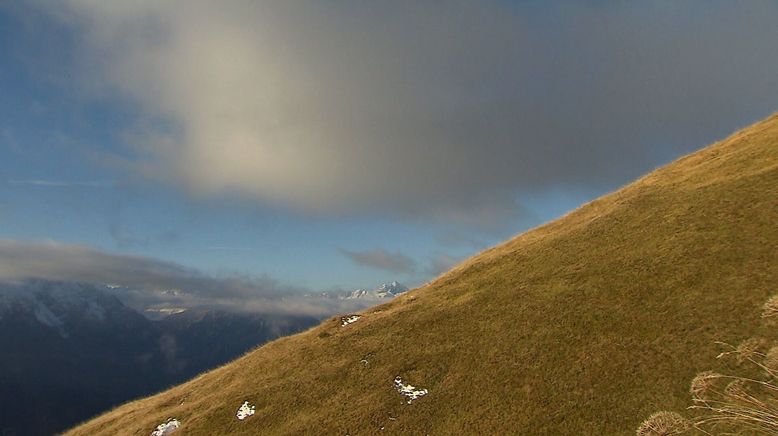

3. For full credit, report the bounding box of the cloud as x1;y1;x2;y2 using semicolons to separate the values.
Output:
340;248;417;275
8;179;113;188
425;253;465;277
26;1;778;229
0;239;288;298
0;239;355;315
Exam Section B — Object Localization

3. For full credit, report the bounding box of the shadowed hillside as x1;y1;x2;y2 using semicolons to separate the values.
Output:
0;281;319;436
68;113;778;434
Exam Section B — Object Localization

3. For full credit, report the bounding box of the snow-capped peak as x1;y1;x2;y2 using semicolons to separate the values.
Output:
0;280;127;337
346;289;370;299
341;281;408;299
374;281;408;297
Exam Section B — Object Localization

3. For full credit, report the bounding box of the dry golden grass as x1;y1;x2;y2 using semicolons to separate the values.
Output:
636;412;690;436
68;113;778;435
640;295;778;435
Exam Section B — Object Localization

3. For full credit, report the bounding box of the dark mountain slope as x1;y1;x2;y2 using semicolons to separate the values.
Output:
69;113;778;435
0;281;318;436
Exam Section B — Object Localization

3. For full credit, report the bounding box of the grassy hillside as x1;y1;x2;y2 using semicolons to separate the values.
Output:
68;113;778;435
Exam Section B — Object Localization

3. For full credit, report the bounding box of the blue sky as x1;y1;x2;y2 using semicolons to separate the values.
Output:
1;1;777;309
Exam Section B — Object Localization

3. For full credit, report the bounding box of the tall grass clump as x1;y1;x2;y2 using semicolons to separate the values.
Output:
638;296;778;435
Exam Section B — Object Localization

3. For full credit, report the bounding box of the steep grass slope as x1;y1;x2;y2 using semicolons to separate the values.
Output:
69;114;778;435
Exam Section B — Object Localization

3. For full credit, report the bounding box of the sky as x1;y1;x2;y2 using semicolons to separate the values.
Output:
1;1;777;312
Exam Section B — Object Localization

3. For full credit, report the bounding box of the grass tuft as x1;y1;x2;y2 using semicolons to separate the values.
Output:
636;412;690;436
644;295;778;434
690;371;723;401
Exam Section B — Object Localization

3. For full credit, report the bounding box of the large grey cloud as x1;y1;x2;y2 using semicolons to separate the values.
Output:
32;1;778;228
0;239;367;315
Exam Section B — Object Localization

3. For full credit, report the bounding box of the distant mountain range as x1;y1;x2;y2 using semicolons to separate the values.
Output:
0;280;320;436
342;281;409;299
311;281;409;300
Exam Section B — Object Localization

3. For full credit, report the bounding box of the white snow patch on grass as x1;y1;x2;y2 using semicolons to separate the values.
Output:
151;418;180;436
340;315;360;326
236;401;256;420
394;376;428;403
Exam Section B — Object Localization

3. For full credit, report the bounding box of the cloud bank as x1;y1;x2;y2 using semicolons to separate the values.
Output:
0;239;362;315
31;1;778;228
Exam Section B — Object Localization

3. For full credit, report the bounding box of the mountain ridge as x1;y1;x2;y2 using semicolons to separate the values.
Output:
343;281;409;300
67;113;778;435
0;280;320;436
